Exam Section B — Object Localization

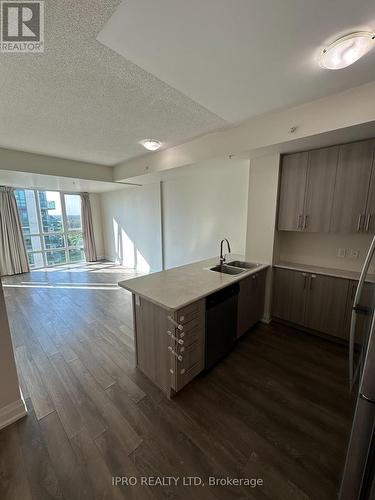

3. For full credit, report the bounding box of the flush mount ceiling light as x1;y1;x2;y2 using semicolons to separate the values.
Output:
141;139;162;151
319;31;375;70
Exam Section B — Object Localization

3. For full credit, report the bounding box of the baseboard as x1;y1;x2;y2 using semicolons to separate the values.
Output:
261;314;272;324
0;395;27;430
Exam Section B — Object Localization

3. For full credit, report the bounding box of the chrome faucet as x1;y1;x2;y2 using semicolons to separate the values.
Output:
220;239;231;265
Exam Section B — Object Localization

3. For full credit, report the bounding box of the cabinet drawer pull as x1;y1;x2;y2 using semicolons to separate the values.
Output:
167;315;184;330
168;346;183;361
167;331;184;344
365;214;371;232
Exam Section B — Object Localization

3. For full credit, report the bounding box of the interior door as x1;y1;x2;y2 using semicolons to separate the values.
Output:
305;274;349;338
330;140;374;233
277;152;308;231
272;268;307;325
303;146;339;232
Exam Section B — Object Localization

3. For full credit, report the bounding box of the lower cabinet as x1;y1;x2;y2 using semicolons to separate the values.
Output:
134;295;206;398
272;268;350;339
237;269;267;338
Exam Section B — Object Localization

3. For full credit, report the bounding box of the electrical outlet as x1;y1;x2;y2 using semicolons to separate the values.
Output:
338;248;346;258
350;249;359;259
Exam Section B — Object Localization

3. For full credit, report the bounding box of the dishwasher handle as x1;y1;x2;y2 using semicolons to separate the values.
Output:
206;283;240;309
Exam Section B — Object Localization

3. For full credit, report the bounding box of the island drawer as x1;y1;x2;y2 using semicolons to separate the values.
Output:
172;339;205;391
176;298;206;323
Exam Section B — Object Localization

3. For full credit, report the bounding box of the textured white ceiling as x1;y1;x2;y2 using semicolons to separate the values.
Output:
99;0;375;122
0;0;226;165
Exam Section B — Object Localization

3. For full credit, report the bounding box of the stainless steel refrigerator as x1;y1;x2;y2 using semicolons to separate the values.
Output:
340;235;375;500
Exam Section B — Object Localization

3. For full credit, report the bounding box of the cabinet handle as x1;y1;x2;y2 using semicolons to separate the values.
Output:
167;315;184;331
310;274;316;290
297;214;302;230
357;214;363;232
365;214;371;232
303;215;308;230
302;273;307;289
167;331;184;344
168;346;183;361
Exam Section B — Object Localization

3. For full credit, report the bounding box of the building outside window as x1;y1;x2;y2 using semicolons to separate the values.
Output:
14;189;85;269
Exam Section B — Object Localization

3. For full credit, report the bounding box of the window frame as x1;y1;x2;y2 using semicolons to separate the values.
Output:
14;188;85;269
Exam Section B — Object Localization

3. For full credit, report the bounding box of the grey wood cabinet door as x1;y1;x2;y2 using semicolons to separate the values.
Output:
272;268;307;325
304;274;349;338
303;146;339;232
134;296;173;395
362;148;375;233
237;270;266;338
330;140;375;233
277;152;308;231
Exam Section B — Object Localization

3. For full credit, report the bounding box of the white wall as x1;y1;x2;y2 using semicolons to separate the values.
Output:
0;280;26;429
0;147;113;182
245;154;280;263
245;153;281;320
277;231;375;273
162;159;249;269
89;193;105;259
100;183;163;272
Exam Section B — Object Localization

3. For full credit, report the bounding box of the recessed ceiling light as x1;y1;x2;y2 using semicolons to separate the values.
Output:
141;139;162;151
319;31;375;70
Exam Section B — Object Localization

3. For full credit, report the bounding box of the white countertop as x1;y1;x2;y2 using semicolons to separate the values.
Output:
118;255;269;311
274;261;375;282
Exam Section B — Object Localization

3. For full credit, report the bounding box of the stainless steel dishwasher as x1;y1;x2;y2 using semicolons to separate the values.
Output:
205;283;239;370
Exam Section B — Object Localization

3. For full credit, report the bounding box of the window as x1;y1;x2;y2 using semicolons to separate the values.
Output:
64;194;85;263
14;189;85;269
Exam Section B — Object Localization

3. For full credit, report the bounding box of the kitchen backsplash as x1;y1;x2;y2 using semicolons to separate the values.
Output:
275;231;375;273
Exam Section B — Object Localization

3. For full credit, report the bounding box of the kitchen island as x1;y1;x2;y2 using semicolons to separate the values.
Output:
119;255;268;398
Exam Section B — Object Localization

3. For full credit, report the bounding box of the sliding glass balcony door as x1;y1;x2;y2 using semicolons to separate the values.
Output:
14;189;85;269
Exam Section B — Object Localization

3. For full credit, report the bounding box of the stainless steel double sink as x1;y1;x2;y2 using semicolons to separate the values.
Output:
210;260;260;275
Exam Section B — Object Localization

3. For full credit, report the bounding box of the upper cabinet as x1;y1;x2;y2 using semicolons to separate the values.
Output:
277;146;338;232
330;139;375;233
278;152;308;231
304;146;339;232
277;139;375;234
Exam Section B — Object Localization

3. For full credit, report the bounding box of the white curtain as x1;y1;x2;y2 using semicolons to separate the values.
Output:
80;192;97;262
0;186;30;276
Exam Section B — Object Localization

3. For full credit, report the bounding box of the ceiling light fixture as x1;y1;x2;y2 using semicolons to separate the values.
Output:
319;31;375;70
141;139;162;151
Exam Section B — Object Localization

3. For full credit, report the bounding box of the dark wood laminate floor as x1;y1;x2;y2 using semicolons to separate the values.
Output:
0;262;355;500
